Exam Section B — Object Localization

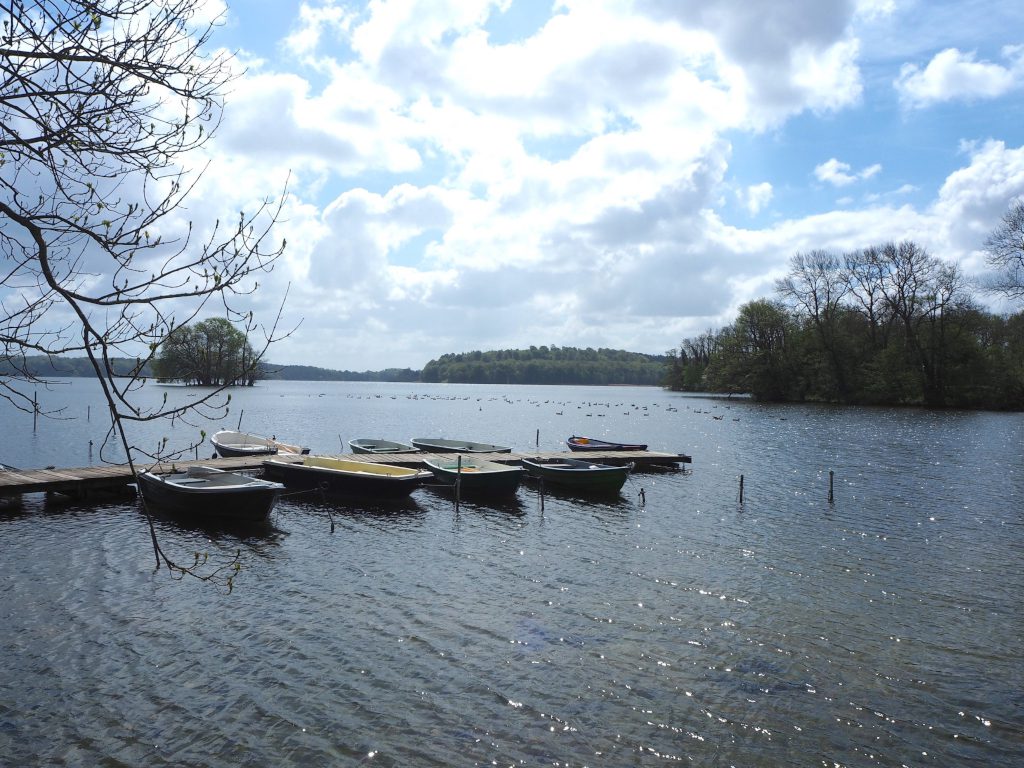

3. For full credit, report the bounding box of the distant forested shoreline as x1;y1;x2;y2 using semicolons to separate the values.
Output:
2;346;668;386
0;356;421;383
420;347;667;385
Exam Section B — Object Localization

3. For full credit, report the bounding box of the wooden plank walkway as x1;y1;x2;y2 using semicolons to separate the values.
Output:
347;450;690;470
0;450;691;499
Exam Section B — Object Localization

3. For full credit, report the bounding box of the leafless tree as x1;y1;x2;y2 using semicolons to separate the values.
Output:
871;241;974;405
844;245;892;350
983;199;1024;302
1;1;288;584
775;249;851;396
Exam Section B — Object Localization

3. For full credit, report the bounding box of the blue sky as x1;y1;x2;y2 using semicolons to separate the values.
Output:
176;0;1024;370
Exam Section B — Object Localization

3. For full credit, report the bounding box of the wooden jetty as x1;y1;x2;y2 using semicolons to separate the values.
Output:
0;450;691;501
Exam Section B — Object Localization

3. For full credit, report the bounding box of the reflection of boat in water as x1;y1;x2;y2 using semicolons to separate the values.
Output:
262;456;431;499
284;494;425;523
422;482;527;516
137;466;283;522
522;456;631;494
149;505;280;539
423;457;524;497
348;438;418;454
211;430;310;458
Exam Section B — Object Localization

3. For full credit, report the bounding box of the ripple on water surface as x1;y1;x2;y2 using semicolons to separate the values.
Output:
1;385;1022;766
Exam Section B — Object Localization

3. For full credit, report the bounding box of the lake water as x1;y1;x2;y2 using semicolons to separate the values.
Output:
1;379;1022;766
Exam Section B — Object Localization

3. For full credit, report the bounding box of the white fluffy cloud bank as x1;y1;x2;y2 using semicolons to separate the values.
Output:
895;46;1024;108
167;0;1024;370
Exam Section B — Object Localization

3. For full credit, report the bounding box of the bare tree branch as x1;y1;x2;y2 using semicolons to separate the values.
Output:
983;198;1024;302
1;0;292;585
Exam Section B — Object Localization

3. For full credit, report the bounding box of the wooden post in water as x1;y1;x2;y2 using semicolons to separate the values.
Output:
33;390;38;433
739;474;744;504
237;409;244;431
455;454;462;513
536;428;539;449
828;470;834;503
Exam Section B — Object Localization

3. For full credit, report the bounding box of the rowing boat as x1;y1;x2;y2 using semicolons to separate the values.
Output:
137;466;283;520
522;456;631;493
566;435;647;452
423;456;524;497
349;438;418;454
262;455;430;499
211;430;310;458
411;437;512;454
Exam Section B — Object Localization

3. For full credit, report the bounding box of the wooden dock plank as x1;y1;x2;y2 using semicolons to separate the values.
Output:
0;449;691;498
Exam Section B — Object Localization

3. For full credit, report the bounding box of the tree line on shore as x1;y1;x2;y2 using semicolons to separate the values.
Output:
664;240;1024;410
420;347;668;385
14;340;666;387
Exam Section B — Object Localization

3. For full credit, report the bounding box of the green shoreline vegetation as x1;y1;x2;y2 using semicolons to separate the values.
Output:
664;242;1024;411
2;346;667;387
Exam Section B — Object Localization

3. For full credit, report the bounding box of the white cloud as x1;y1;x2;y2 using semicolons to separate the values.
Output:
189;0;229;26
635;0;864;125
19;0;1024;372
894;46;1024;108
932;139;1024;252
814;158;882;187
283;2;357;59
854;0;895;23
204;2;1024;368
351;0;505;66
218;68;425;178
740;182;774;215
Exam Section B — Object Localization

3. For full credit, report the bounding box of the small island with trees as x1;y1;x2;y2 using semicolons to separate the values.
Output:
663;235;1024;410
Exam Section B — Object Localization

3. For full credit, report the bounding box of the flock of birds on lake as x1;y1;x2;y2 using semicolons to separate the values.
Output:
303;391;744;420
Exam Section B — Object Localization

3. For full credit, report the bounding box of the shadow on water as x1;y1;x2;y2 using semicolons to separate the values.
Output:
520;477;640;514
422;483;528;516
533;489;643;524
520;460;688;514
1;491;133;521
0;495;26;521
631;462;692;475
142;501;284;542
280;492;426;523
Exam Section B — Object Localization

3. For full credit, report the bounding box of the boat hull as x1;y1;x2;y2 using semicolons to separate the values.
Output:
566;436;647;452
424;458;524;497
137;468;282;521
411;438;512;454
349;439;418;455
212;442;277;458
211;430;309;458
522;457;630;493
263;457;427;499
